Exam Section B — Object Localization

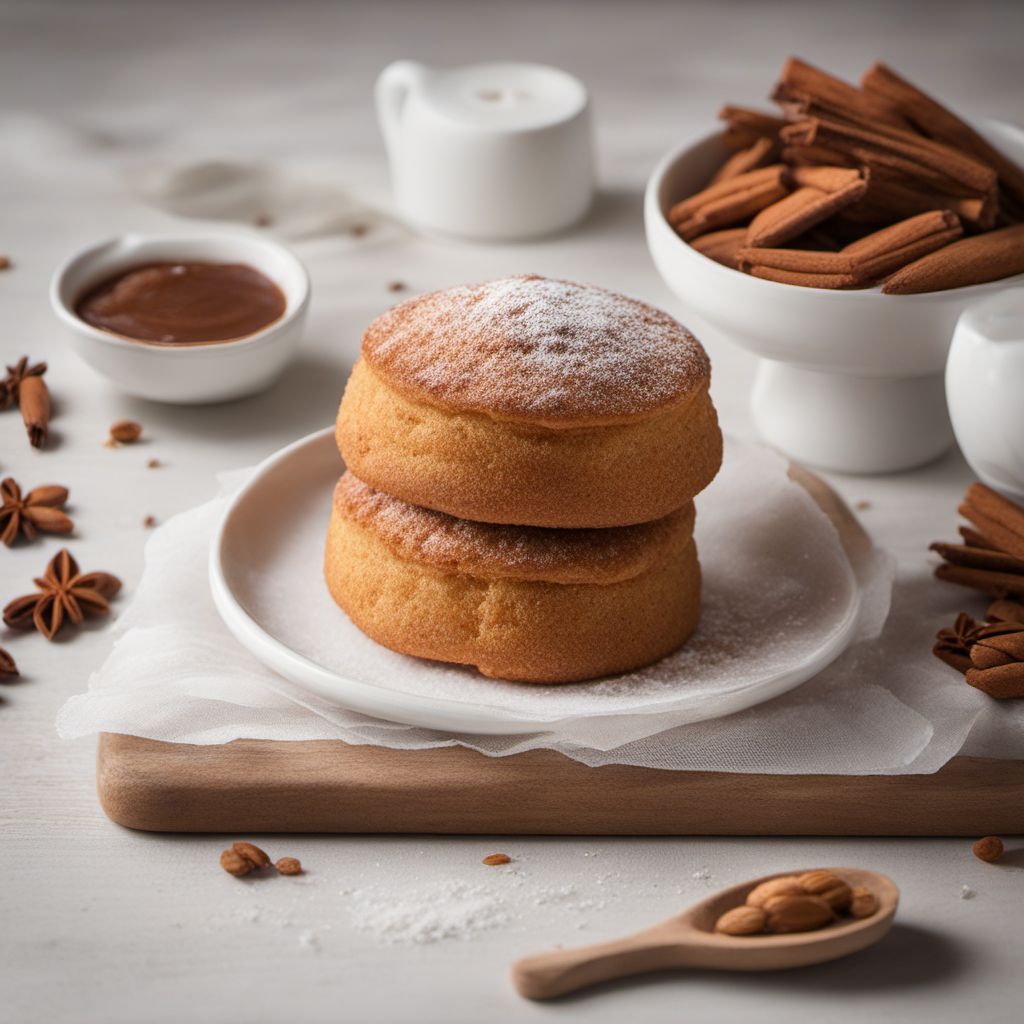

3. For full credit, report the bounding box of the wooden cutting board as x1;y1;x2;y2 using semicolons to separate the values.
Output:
96;734;1024;835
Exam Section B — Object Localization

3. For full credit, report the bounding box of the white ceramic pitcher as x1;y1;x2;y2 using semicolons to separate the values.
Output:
375;60;594;241
946;287;1024;500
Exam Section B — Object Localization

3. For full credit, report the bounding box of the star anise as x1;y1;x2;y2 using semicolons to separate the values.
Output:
933;612;1022;674
0;647;18;681
0;478;73;546
1;356;46;409
3;548;121;640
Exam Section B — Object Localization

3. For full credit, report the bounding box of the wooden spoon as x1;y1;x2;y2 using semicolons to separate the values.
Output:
512;867;898;1000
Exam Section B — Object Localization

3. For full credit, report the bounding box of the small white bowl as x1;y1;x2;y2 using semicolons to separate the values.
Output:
645;121;1024;474
50;232;310;403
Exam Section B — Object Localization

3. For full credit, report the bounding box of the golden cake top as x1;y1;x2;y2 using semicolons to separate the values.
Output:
360;275;711;425
334;473;694;585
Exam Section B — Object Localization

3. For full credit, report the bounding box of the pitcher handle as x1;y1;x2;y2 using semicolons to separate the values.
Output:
375;60;428;153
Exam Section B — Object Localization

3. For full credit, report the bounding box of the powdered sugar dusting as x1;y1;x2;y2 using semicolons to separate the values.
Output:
363;275;709;422
336;472;691;582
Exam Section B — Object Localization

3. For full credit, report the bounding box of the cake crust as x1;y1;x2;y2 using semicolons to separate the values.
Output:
325;477;701;684
360;275;712;427
338;359;721;528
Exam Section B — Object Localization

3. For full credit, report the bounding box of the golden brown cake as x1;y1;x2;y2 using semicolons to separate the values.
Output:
336;275;722;528
325;472;700;683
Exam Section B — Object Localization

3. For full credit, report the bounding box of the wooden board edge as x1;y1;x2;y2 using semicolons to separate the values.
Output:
96;734;1024;836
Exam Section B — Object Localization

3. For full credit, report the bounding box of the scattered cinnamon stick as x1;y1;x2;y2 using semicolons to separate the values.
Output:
2;357;51;449
932;484;1024;697
19;376;51;449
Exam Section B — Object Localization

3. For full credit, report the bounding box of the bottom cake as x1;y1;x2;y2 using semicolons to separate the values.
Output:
324;472;700;684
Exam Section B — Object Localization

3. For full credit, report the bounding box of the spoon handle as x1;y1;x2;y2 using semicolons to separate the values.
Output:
511;926;687;1000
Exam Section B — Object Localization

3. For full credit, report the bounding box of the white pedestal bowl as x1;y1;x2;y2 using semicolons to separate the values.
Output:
644;122;1024;474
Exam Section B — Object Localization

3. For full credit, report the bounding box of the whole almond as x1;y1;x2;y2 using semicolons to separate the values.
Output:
797;870;853;912
715;905;767;936
109;420;143;444
220;848;254;877
849;886;879;919
275;856;303;876
232;841;271;869
972;836;1004;863
482;853;512;866
745;876;804;908
764;894;834;934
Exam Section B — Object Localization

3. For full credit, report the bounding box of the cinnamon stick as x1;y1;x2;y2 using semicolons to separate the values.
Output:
966;663;1024;700
689;228;747;268
882;223;1024;294
840;209;962;281
710;136;776;184
935;564;1024;599
18;375;50;449
669;165;788;240
718;105;787;150
782;117;997;198
862;62;1024;212
747;266;859;289
930;542;1024;576
738;210;961;287
745;168;867;247
772;56;910;131
958;482;1024;559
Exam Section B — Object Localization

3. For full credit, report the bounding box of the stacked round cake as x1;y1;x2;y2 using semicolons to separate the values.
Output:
326;275;723;683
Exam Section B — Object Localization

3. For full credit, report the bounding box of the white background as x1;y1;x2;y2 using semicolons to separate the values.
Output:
2;1;1023;1022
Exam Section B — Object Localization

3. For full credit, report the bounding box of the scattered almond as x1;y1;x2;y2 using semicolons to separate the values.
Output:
109;420;143;444
275;856;303;875
482;853;512;866
232;841;271;869
220;848;255;877
849;886;880;918
147;458;161;469
0;256;10;271
143;515;156;528
387;280;407;292
715;905;767;935
797;869;853;912
745;875;804;908
764;893;835;934
972;835;1004;863
0;646;18;680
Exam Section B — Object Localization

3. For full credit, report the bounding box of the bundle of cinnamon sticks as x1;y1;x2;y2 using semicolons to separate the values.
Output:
671;57;1024;292
932;483;1024;699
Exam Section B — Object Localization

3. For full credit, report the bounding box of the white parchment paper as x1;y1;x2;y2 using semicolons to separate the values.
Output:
56;437;1016;774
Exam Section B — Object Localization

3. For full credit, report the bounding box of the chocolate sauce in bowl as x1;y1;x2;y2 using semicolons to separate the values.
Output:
76;261;286;344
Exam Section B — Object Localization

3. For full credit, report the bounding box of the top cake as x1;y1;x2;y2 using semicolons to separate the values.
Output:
336;275;722;528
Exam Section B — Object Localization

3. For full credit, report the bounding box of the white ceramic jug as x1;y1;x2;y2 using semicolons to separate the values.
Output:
375;60;594;241
946;287;1024;499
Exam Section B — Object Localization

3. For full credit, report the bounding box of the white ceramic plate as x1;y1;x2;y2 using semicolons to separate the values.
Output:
210;429;864;735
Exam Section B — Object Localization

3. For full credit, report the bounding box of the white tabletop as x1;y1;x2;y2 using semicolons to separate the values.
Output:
2;2;1022;1022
